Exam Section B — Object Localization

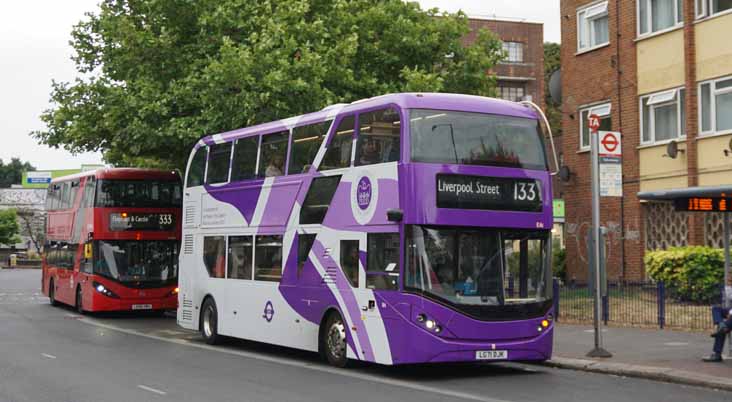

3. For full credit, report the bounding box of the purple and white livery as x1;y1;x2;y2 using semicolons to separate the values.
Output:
178;93;555;367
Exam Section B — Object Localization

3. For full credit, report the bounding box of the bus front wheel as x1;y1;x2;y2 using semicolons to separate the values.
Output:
48;279;59;307
322;312;349;368
75;286;85;314
200;298;222;345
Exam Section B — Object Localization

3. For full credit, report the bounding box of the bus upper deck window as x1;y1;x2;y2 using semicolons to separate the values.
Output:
206;142;233;184
289;121;330;175
231;137;258;181
187;147;207;187
319;116;355;171
258;132;288;178
356;108;400;166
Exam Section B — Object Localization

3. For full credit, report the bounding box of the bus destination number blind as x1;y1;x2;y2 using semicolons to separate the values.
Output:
436;174;542;212
109;213;175;231
674;197;732;213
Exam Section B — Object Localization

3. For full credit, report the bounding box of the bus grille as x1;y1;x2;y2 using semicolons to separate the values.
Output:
183;235;194;254
180;298;194;322
184;205;196;225
322;267;337;285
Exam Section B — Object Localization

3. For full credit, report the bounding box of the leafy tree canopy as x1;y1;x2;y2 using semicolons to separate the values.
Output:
0;209;21;246
34;0;505;170
0;158;36;189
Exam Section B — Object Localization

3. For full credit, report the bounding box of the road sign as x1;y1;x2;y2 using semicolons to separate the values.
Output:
589;114;601;133
599;131;621;157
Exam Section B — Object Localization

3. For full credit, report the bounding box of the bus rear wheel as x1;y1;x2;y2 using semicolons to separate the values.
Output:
48;279;59;307
75;286;85;314
322;312;349;368
200;298;222;345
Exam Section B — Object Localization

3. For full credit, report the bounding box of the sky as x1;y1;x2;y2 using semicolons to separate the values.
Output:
0;0;560;171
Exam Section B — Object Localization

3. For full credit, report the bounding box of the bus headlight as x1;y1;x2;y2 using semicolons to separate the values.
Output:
168;287;179;297
425;319;436;330
92;282;119;299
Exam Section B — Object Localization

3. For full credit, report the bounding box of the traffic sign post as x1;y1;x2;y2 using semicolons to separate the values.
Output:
588;115;612;358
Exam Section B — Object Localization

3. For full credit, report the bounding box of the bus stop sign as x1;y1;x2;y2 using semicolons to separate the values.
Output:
589;114;601;133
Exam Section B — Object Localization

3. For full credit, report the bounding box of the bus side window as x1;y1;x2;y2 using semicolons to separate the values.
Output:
59;182;70;210
366;233;399;290
206;142;233;184
319;116;354;171
339;240;360;288
297;234;316;279
203;236;226;278
45;186;54;210
258;132;288;178
227;236;253;280
254;235;283;282
355;108;401;166
187;147;207;188
289;121;330;175
300;175;341;225
231;136;259;181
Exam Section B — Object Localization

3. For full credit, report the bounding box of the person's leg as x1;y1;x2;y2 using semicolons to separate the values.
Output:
704;334;726;362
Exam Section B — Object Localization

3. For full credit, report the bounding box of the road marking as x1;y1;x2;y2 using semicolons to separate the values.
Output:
138;385;167;395
663;342;689;347
583;329;608;333
41;353;57;359
80;318;513;402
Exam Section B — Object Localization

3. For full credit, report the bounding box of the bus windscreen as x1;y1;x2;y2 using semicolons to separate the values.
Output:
409;109;547;170
95;180;182;208
94;240;178;286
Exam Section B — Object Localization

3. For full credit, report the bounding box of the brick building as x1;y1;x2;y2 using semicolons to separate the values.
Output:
560;0;732;282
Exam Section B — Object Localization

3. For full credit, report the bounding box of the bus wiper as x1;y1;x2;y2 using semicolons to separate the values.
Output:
432;124;459;164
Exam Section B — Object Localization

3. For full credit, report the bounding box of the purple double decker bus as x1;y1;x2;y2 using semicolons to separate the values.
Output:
178;93;555;367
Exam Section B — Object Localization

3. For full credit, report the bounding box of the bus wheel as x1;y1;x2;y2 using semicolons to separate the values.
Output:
48;279;59;307
322;312;349;368
200;298;221;345
75;287;85;314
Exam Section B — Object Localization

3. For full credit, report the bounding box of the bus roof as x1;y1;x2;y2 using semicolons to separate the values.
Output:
50;168;180;184
198;93;538;148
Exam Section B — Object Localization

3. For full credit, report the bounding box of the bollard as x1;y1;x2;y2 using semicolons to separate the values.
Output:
658;281;666;329
602;295;609;325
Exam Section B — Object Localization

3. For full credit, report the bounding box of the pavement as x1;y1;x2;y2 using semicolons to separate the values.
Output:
550;324;732;392
2;269;732;401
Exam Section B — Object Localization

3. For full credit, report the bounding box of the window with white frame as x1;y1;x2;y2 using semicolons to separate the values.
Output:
699;76;732;135
577;1;609;52
638;0;683;36
640;87;686;144
696;0;732;19
579;103;612;150
502;42;524;63
498;83;526;102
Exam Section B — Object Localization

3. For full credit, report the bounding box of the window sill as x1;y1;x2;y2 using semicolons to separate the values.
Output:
576;148;590;154
635;24;684;43
697;130;732;140
575;43;610;56
637;137;686;150
695;8;732;24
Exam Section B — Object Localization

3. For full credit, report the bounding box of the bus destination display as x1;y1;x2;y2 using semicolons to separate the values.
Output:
674;197;732;212
109;212;175;231
436;174;542;212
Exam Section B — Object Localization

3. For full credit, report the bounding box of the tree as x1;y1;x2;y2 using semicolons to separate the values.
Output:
543;42;561;137
0;158;36;188
17;208;45;255
0;209;21;246
34;0;505;170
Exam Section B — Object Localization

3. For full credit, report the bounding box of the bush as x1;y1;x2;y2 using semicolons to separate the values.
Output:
552;244;566;282
645;246;724;303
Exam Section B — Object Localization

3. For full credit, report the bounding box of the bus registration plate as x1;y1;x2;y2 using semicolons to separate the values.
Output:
475;350;507;360
132;304;153;310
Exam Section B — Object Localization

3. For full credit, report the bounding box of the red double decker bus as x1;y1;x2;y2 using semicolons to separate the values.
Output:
41;168;182;313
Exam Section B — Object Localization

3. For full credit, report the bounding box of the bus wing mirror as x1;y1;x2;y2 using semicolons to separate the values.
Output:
387;209;403;222
84;243;93;260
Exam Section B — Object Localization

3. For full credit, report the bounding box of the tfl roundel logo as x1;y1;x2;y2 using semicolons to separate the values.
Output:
262;301;274;322
356;177;372;210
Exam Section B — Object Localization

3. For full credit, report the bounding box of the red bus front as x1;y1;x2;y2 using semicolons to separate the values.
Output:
42;169;182;313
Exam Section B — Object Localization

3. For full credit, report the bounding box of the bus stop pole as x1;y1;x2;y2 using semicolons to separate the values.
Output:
724;214;731;357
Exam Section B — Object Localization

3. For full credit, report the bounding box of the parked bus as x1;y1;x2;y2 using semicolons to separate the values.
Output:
42;168;182;313
178;93;555;367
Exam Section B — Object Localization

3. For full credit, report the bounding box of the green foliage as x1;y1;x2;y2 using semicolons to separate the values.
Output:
552;243;566;281
0;158;36;188
645;246;724;303
0;209;21;246
543;42;561;137
34;0;505;170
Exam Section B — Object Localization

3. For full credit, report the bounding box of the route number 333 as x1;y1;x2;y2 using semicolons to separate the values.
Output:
158;214;173;225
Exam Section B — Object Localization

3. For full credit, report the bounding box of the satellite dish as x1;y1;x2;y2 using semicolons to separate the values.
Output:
666;140;682;159
559;165;571;182
548;70;562;105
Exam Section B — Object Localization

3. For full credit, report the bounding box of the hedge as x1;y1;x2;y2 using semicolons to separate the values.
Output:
645;246;724;303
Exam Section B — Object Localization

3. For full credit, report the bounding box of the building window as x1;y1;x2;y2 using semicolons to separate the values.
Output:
696;0;732;19
502;42;524;63
638;0;683;37
577;1;609;52
640;87;686;144
699;76;732;135
498;83;526;102
579;103;612;150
